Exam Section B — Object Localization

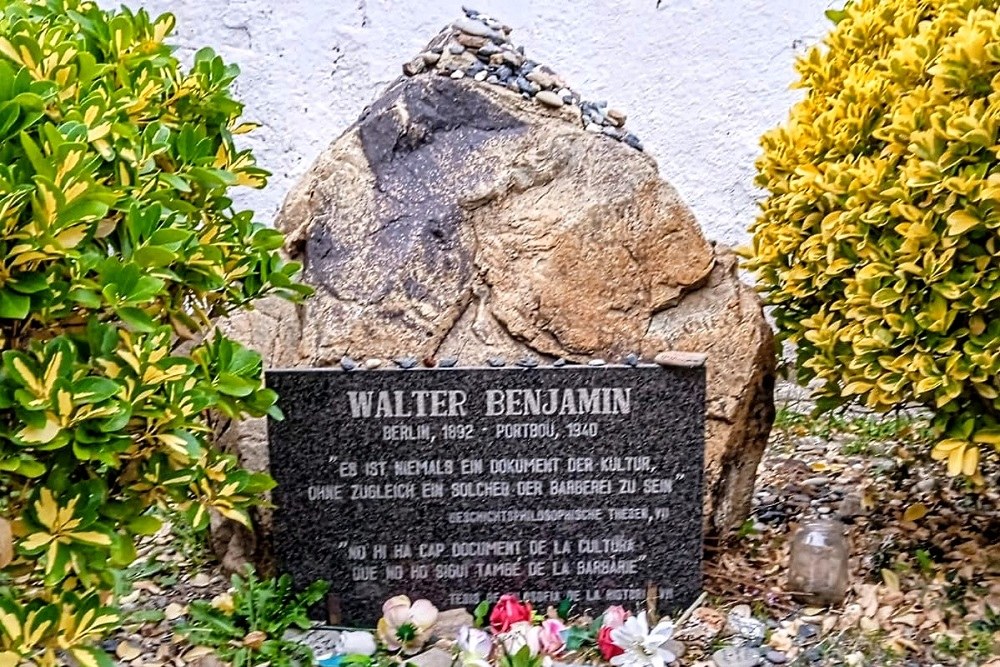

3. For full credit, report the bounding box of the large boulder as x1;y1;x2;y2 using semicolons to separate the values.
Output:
215;18;775;568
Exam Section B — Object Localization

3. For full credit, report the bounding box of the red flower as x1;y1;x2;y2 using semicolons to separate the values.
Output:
597;626;624;661
489;594;533;633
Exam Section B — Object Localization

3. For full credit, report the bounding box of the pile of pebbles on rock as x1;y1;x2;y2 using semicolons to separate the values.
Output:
401;6;644;151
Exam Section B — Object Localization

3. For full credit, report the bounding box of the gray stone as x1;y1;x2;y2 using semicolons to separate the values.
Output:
478;43;501;58
403;58;426;76
623;133;644;151
588;358;606;366
438;357;458;367
535;90;564;107
516;356;539;368
451;69;466;79
364;358;383;369
625;353;640;366
602;125;624;140
797;624;818;641
422;51;441;66
712;646;761;667
585;122;603;133
394;356;419;369
486;356;505;366
408;647;454;667
452;16;502;40
265;365;705;624
448;44;465;55
339;356;358;371
765;650;787;664
474;70;488;82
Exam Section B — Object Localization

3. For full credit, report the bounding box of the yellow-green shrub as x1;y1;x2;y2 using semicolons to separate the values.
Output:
747;0;1000;479
0;1;308;665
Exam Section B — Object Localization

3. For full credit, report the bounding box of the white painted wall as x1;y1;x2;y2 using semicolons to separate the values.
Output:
121;0;837;247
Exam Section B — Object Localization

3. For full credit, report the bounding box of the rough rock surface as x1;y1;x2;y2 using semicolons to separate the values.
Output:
214;19;775;568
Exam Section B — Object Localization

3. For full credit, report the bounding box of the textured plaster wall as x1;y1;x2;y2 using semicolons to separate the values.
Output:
121;0;837;247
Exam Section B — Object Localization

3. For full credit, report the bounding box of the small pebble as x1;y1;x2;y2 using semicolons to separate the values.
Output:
516;357;539;368
474;70;488;81
765;651;788;664
602;125;624;140
712;646;761;667
421;51;441;66
478;43;501;58
496;64;513;80
438;357;458;367
817;506;832;514
339;356;358;371
486;75;500;85
625;352;640;366
588;358;606;366
394;356;418;369
585;122;603;133
623;133;644;150
553;358;567;367
451;69;465;79
452;16;501;40
448;44;465;55
487;357;505;367
796;624;818;641
364;358;383;369
535;90;564;107
402;58;426;76
606;108;627;126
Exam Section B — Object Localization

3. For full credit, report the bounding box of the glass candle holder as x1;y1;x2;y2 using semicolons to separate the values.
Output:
787;519;850;605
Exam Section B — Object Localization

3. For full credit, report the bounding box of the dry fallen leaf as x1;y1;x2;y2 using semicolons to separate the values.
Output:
902;503;928;522
882;568;901;594
242;630;267;649
116;641;142;661
0;518;11;569
164;602;186;620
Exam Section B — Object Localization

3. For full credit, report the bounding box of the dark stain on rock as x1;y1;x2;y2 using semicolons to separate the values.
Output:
306;77;526;305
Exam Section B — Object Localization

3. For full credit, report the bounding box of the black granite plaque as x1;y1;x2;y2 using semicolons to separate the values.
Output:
266;365;704;625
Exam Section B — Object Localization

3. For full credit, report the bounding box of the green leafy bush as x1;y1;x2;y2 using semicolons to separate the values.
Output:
747;0;1000;479
0;1;309;664
179;568;329;667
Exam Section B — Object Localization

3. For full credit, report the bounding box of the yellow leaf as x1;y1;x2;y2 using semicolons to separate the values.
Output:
42;350;62;394
69;531;111;547
948;444;965;476
963;446;980;476
18;414;61;444
931;438;965;460
0;651;20;667
35;488;58;531
902;503;927;522
12;357;43;396
18;532;54;552
881;568;901;593
0;609;20;641
946;210;980;235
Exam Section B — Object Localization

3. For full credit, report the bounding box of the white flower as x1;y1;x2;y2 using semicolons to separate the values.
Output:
376;595;439;654
498;621;541;657
609;612;676;667
335;630;378;656
456;626;493;667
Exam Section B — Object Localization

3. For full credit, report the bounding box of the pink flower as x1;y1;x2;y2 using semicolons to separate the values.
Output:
602;606;629;629
538;618;567;655
490;594;533;633
598;626;624;661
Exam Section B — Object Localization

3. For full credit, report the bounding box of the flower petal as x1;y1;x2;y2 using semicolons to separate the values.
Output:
409;599;439;629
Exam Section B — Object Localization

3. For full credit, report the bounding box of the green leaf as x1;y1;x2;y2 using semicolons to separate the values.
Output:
116;307;158;332
0;289;30;319
127;515;163;536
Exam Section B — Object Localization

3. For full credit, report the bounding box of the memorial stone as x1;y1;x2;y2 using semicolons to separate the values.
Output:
265;364;705;624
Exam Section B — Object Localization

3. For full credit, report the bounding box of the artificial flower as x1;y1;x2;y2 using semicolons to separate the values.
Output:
456;626;493;667
537;618;567;655
602;605;629;629
335;630;378;656
490;594;533;633
597;626;624;661
498;620;541;657
609;612;676;667
377;595;439;654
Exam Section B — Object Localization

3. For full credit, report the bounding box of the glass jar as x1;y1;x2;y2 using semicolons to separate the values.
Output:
787;519;850;605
